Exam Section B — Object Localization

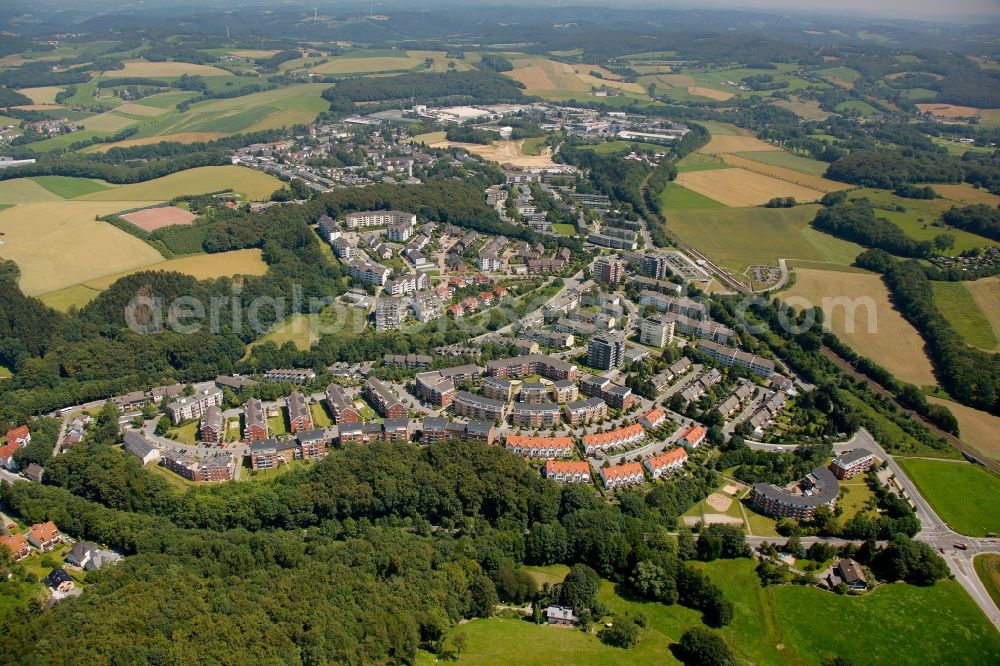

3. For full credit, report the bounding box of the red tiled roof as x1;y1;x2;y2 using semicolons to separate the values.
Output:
681;425;706;443
6;425;29;441
602;462;643;479
506;435;574;449
640;408;666;426
0;533;28;555
647;448;688;468
0;441;20;461
29;521;59;543
582;424;644;447
544;460;591;475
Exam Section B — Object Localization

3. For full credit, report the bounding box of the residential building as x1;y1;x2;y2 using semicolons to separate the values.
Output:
215;375;259;393
324;384;361;424
200;405;224;444
750;466;839;520
600;462;645;490
452;391;507;422
339;421;415;446
486;355;576;381
44;568;76;593
644;448;688;478
243;398;269;442
0;533;30;562
836;558;868;591
161;452;235;482
24;463;43;482
123;431;161;466
5;425;30;447
543;459;592;484
150;383;183;403
588;333;625;371
383;353;433;368
545;605;580;626
363;378;407;418
345;210;416;229
506;435;576;459
593;256;624;287
386;221;415;242
699;340;775;378
640;314;675;347
414;371;458;408
287;392;314;434
111;391;146;412
604;384;634;411
250;439;297;470
481;376;516;402
563;397;607;426
348;259;391;286
638;291;707;318
165;388;223;425
264;368;317;385
638;407;667;430
66;542;122;571
297;430;329;461
551;379;579;403
582;424;645;455
678;425;706;448
518;382;550;404
717;396;741;418
519;330;574;349
510;402;562;428
830;449;876;480
28;521;62;552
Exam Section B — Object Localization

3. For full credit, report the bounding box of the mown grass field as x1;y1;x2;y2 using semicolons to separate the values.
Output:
31;175;114;198
0;178;65;203
965;275;1000;346
665;204;862;270
0;200;164;295
552;223;576;236
675;152;726;172
111;59;234;77
782;267;937;386
897;458;1000;536
251;305;362;352
974;554;1000;610
424;558;1000;666
658;182;725;208
732;150;837;178
931;280;998;351
927;396;1000;463
76;166;282;201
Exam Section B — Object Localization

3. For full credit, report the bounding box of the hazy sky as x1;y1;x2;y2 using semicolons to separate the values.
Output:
661;0;1000;20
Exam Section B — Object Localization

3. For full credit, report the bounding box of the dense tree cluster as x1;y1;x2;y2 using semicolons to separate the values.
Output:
321;70;527;113
813;199;934;259
941;204;1000;243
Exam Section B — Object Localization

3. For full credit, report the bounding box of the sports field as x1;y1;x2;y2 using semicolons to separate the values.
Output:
76;166;282;201
676;168;826;206
927;396;1000;463
897;458;1000;536
665;205;862;270
0;200;164;295
781;267;937;386
931;280;998;351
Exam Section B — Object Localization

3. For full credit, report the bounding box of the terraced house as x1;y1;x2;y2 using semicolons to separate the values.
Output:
543;459;592;484
600;462;645;490
582;424;645;455
506;435;576;459
644;448;688;478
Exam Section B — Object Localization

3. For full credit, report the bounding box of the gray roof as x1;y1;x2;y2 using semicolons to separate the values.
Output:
753;466;839;508
297;429;327;444
832;448;874;468
123;431;157;459
421;417;449;431
465;420;494;435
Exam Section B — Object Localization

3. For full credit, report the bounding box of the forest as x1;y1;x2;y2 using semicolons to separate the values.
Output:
811;197;934;259
321;70;527;114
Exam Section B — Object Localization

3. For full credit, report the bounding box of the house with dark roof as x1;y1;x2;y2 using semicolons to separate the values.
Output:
123;431;161;466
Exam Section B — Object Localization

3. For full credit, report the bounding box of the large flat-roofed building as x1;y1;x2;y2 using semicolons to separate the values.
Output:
375;297;405;330
363;378;406;418
587;334;625;371
325;384;361;424
638;291;707;318
544;459;592;484
243;398;269;442
286;392;313;433
699;340;775;377
749;466;839;520
830;448;876;480
486;354;576;381
345;210;416;229
510;402;562;428
452;391;507;422
563;397;607;426
165;388;223;425
640;314;675;348
199;405;224;444
507;435;576;459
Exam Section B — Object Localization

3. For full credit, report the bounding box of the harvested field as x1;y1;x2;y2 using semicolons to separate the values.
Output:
85;132;228;152
676;168;826;207
80;111;136;132
110;59;233;77
933;183;1000;206
928;396;1000;463
506;58;646;96
654;73;695;87
916;103;980;118
18;86;64;104
425;137;557;167
706;493;733;512
11;104;64;111
721;154;850;192
688;86;733;101
733;150;831;177
121;206;197;231
774;98;829;120
113;102;171;117
77;166;282;201
781;267;937;386
0;200;164;295
698;134;782;155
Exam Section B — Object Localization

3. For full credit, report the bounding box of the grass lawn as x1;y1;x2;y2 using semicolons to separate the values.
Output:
147;463;192;489
741;501;781;537
522;564;570;587
244;458;308;481
974;554;1000;610
676;152;727;172
310;402;333;428
897;458;1000;536
666;204;864;272
552;223;576;236
31;175;114;198
355;401;377;422
166;420;200;445
521;136;548;156
268;414;288;437
838;480;875;520
734;150;831;177
836;100;878;116
250;304;361;353
931;281;998;351
658;182;726;208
